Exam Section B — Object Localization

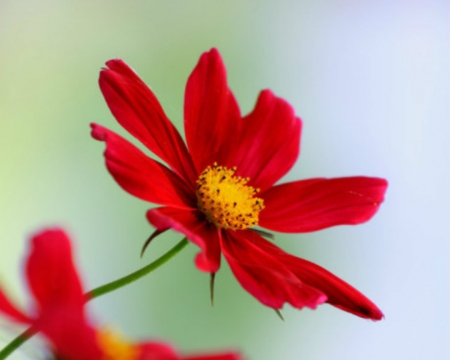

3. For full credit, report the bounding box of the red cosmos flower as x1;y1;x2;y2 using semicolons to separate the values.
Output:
0;228;240;360
91;48;388;320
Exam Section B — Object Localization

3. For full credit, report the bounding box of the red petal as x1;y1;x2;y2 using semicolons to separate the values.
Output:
184;352;242;360
221;230;326;309
255;238;384;320
38;309;103;360
146;207;221;273
99;59;197;184
233;90;301;192
0;287;31;324
24;229;104;358
26;229;85;314
184;48;241;172
260;177;388;232
137;342;179;360
138;342;240;360
91;124;195;209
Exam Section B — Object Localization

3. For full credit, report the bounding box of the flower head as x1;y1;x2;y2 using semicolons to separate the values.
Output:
91;48;388;320
0;228;241;360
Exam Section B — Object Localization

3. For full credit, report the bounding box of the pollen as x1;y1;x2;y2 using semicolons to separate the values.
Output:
97;327;138;360
196;163;264;230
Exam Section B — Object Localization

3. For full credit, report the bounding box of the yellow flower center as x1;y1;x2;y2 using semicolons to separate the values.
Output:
196;163;264;230
97;327;138;360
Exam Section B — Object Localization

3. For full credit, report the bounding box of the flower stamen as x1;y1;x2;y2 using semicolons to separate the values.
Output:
196;163;264;230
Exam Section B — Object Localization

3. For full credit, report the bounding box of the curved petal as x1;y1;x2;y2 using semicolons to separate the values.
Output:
184;48;241;172
233;90;301;192
26;229;85;314
0;287;31;324
25;229;105;358
260;177;388;232
285;256;383;320
255;238;383;320
221;230;326;309
146;207;221;273
99;59;197;184
91;124;196;209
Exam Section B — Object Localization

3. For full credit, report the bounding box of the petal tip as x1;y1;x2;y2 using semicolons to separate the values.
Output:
206;47;220;56
194;252;220;273
369;308;385;321
104;58;125;69
90;123;106;141
200;47;224;67
31;227;70;245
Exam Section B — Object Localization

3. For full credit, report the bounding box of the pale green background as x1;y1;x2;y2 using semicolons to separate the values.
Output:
0;1;448;359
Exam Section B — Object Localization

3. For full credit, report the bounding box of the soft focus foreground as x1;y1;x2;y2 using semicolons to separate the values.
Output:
0;229;240;360
0;1;448;359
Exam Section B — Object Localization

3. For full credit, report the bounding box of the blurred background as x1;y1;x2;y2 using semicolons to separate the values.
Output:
0;0;449;359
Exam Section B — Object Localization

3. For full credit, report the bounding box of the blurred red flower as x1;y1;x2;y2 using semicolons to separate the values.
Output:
91;48;388;320
0;228;240;360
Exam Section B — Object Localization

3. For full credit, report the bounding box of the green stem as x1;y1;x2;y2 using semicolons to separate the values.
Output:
0;238;189;360
87;238;188;299
0;327;37;360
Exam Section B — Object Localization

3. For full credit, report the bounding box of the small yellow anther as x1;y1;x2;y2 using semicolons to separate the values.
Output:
196;164;264;230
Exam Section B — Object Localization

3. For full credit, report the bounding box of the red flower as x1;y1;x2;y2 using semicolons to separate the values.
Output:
0;228;241;360
91;48;388;320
